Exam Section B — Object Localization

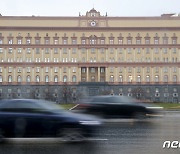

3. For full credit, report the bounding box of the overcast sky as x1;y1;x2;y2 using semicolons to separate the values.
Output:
0;0;180;17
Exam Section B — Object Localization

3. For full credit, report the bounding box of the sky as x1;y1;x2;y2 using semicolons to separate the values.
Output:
0;0;180;17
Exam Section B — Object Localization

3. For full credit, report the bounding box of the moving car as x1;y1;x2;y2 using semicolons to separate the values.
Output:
0;99;101;142
76;96;163;119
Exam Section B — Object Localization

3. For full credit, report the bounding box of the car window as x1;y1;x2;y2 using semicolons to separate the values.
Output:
0;100;41;110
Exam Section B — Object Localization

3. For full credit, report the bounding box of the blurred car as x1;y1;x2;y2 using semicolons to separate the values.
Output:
76;96;163;119
0;99;101;142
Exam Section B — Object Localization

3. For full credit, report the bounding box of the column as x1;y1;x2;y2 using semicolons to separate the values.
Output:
98;67;100;82
78;67;81;82
105;67;108;82
86;67;89;82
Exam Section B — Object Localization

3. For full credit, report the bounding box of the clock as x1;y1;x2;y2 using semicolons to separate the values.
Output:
90;21;96;26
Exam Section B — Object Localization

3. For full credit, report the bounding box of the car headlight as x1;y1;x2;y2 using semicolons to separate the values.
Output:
79;120;101;125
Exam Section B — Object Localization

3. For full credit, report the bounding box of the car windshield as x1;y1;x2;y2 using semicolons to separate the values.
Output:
0;99;63;112
91;96;137;104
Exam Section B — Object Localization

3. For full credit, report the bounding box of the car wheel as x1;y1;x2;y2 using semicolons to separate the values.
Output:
57;128;85;142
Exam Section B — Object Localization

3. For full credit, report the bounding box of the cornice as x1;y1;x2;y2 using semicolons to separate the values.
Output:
1;26;180;31
0;62;179;67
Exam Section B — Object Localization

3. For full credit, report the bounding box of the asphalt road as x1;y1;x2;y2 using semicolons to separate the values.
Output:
0;111;180;154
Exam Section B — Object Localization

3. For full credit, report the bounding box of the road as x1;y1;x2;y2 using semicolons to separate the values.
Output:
0;111;180;154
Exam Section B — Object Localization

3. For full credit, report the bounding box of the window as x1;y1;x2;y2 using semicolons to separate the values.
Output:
146;75;150;82
63;75;67;82
127;48;131;54
119;75;123;82
8;48;13;53
155;75;159;82
110;75;114;82
45;75;49;83
173;75;177;82
8;75;12;82
128;75;133;82
63;48;67;54
17;39;22;44
72;39;77;44
27;75;31;82
154;39;159;44
0;75;3;82
54;76;58;82
109;39;114;44
100;68;105;73
72;75;76;82
54;39;59;44
127;39;132;44
63;39;67;44
82;40;86;44
63;67;67;73
137;48;141;54
72;48;76;54
27;67;31;73
164;75;168;82
8;39;13;44
26;39;31;44
146;48;150;54
36;75;40;82
137;75;141;82
101;39;105;44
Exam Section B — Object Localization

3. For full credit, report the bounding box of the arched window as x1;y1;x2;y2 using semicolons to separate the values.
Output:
17;75;21;82
110;75;114;82
26;75;31;82
54;75;58;82
164;75;168;82
36;75;40;82
173;75;177;82
128;75;133;82
146;75;150;82
0;75;2;82
137;75;141;82
63;75;67;82
155;75;159;82
45;75;49;83
72;75;76;82
119;75;123;82
8;75;12;82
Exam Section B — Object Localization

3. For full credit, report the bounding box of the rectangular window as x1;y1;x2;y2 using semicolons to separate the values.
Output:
127;40;132;44
17;39;22;44
27;67;31;73
8;48;13;53
82;40;86;44
0;39;3;44
35;39;40;44
72;48;76;54
0;67;2;73
0;48;3;53
54;39;58;44
36;67;40;73
118;39;123;44
27;48;31;54
145;39;150;44
54;48;58;54
72;40;77;44
63;48;67;54
45;67;49;73
26;39;31;44
101;39;105;44
8;67;12;73
63;39;67;44
45;48;49;54
54;67;58;73
8;39;13;44
154;39;159;44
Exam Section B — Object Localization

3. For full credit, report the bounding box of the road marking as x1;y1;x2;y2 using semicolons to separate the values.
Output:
69;104;79;110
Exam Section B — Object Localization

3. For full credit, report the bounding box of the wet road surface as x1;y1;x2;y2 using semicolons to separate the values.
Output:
0;111;180;154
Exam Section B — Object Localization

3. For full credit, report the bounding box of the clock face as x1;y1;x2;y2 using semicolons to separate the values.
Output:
90;21;96;26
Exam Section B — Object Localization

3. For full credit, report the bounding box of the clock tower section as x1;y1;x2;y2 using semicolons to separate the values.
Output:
79;8;108;27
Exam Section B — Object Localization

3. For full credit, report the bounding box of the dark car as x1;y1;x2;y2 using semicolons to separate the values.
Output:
76;96;163;119
0;99;101;142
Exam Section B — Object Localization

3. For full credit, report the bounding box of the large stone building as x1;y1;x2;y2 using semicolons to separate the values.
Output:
0;8;179;103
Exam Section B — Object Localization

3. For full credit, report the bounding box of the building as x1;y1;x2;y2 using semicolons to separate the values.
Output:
0;8;179;103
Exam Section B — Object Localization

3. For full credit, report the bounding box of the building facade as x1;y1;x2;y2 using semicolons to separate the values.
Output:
0;9;179;102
